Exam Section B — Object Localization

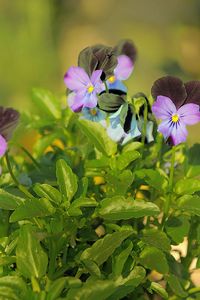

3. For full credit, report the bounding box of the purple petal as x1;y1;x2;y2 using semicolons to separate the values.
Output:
184;81;200;105
151;76;187;109
64;66;90;91
178;103;200;125
170;121;188;146
83;93;98;109
152;96;176;119
91;70;102;85
0;135;7;158
68;90;86;112
114;55;133;81
158;119;173;139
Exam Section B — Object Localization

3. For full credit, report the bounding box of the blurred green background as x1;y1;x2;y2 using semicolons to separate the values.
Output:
0;0;200;143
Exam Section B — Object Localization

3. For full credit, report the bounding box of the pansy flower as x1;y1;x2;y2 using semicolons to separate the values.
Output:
151;76;200;145
0;106;20;159
107;40;137;93
64;67;104;112
81;107;106;123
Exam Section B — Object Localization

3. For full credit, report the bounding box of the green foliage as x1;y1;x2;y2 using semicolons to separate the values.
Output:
0;88;199;299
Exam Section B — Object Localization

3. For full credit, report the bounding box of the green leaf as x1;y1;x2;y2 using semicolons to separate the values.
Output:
70;197;97;208
78;119;117;157
66;279;116;300
98;93;125;112
122;141;142;153
141;229;171;252
140;246;169;274
47;277;82;300
0;189;25;210
34;131;62;156
34;183;62;204
80;230;132;266
112;240;133;277
165;216;190;244
135;169;168;191
32;88;61;119
9;197;56;222
96;196;160;220
165;274;188;298
117;151;140;170
177;194;200;216
174;178;200;195
56;159;78;204
149;282;168;300
82;259;101;278
16;224;48;279
0;276;27;299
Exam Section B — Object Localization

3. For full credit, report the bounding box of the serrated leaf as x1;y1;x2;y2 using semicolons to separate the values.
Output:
117;151;140;170
177;194;200;216
140;246;169;274
174;178;200;195
0;189;25;210
141;229;171;252
81;230;132;266
56;159;78;204
96;196;160;220
9;197;56;222
78;119;117;157
34;183;62;204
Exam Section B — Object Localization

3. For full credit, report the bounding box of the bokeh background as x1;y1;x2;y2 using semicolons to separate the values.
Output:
1;0;200;143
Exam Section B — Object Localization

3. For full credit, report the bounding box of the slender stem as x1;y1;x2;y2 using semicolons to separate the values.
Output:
156;133;163;168
162;146;176;225
5;151;33;199
104;81;109;93
141;102;148;146
19;145;41;170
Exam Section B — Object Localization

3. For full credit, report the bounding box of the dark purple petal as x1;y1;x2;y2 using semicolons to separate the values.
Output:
0;107;20;140
184;81;200;105
114;55;134;81
178;103;200;125
151;76;187;109
152;96;176;119
114;40;137;63
68;90;86;112
170;121;188;146
64;66;90;91
0;134;7;157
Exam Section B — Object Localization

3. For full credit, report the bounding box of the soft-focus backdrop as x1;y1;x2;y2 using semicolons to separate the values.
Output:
1;0;200;142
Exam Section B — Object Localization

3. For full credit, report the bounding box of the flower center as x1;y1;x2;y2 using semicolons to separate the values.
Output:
172;114;179;123
90;108;97;116
108;75;116;84
87;85;94;93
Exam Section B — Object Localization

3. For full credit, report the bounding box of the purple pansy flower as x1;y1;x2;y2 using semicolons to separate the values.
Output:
151;76;200;145
107;55;134;92
0;106;20;165
64;67;104;112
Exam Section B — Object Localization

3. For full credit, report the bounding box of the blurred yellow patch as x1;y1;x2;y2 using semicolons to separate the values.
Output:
95;225;105;237
93;176;105;185
45;139;65;153
140;185;149;191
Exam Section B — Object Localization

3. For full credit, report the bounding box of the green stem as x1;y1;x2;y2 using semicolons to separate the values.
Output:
162;146;176;225
5;152;33;199
19;145;41;170
156;133;163;168
141;102;148;147
104;81;109;93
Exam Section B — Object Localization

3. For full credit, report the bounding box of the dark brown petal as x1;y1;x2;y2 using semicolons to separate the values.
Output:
151;76;187;109
114;39;137;63
184;81;200;105
78;45;118;79
0;107;20;140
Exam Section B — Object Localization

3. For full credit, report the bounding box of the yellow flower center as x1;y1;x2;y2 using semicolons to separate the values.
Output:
90;108;97;116
172;114;179;123
108;75;116;84
87;85;94;93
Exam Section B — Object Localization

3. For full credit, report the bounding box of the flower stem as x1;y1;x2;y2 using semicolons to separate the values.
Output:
5;151;33;199
19;145;41;170
104;81;109;93
163;146;176;223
